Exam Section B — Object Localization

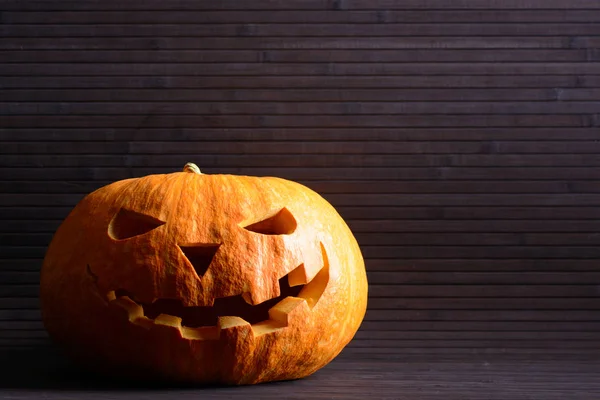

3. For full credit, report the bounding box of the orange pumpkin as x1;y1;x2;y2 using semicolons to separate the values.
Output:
40;163;368;385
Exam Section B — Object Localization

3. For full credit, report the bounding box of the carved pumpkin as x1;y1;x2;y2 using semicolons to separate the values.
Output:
40;163;368;385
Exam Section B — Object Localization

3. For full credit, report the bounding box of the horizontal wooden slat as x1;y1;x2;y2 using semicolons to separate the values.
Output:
0;272;40;283
0;75;580;89
580;75;600;87
361;246;600;259
0;298;39;309
334;193;600;206
0;50;586;64
0;321;44;330
370;285;600;298
0;310;40;321
4;167;600;181
2;128;599;142
0;37;572;51
2;115;587;129
354;330;600;340
350;219;600;233
4;63;600;77
0;330;47;339
7;155;600;169
3;102;600;116
340;348;600;358
0;285;40;297
359;232;600;245
3;0;600;10
4;24;600;38
559;88;600;101
7;141;600;155
4;10;600;24
0;88;565;102
367;297;600;310
360;320;600;331
365;259;600;272
572;36;600;48
366;272;600;285
347;340;600;348
0;338;48;346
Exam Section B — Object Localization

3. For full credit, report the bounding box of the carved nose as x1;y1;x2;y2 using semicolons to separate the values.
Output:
178;244;221;278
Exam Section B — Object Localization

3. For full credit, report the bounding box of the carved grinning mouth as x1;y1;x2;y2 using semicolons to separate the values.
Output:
104;244;329;341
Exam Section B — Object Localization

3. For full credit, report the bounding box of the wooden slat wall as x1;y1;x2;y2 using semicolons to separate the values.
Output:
2;0;600;355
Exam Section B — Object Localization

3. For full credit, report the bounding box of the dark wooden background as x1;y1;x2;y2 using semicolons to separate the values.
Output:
1;0;600;357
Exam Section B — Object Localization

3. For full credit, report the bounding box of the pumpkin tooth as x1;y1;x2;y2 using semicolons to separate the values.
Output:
154;313;182;328
108;296;144;322
151;314;185;339
217;316;253;343
217;316;250;331
250;297;310;337
268;297;310;326
251;301;290;336
287;263;308;286
181;326;220;341
250;320;286;337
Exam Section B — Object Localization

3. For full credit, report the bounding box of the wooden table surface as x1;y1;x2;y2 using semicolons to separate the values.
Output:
1;347;599;399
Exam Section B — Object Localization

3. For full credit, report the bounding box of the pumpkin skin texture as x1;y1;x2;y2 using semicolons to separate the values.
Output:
40;164;368;385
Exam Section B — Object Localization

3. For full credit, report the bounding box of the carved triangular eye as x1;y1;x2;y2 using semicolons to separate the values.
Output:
243;207;297;235
108;208;165;240
179;244;221;278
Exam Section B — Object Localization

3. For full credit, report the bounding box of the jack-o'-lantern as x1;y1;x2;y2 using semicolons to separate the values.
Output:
40;163;368;385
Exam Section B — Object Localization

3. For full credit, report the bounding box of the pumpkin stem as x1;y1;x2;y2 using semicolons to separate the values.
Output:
183;163;202;174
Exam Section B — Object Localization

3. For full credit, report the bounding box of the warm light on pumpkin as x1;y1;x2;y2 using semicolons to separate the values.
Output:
40;163;368;385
